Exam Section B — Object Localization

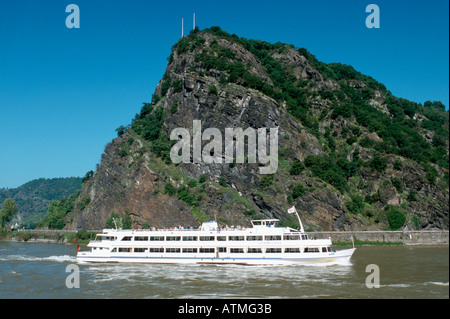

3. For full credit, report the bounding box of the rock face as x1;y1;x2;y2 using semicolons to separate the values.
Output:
65;28;449;231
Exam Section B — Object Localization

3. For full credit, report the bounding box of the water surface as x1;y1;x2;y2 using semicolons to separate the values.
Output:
0;242;448;299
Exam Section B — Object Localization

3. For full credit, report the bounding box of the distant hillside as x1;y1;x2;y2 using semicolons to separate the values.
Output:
0;177;82;227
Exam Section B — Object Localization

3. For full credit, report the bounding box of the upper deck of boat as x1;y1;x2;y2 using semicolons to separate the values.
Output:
98;219;299;237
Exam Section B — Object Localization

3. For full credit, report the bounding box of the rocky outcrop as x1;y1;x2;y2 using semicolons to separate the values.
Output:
65;28;449;231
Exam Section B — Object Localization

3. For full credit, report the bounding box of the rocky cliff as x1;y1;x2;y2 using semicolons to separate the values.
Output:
65;27;449;231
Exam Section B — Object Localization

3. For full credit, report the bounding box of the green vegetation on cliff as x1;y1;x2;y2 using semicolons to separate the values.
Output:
47;26;448;232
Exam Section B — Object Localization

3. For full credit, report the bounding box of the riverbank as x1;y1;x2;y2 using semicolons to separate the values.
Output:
1;229;100;244
2;229;448;246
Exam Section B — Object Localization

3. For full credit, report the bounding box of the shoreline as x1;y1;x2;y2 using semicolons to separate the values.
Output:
1;229;448;246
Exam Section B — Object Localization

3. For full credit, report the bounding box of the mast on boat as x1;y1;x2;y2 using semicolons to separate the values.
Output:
287;206;305;233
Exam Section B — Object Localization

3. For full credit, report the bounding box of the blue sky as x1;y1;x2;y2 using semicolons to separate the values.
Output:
0;0;448;188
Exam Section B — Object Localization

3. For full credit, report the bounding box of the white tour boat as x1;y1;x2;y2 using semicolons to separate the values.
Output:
77;209;355;265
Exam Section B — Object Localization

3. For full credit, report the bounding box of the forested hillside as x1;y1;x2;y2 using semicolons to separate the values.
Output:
0;177;82;228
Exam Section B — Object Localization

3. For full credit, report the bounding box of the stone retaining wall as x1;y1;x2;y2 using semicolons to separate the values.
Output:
309;231;449;245
12;229;450;245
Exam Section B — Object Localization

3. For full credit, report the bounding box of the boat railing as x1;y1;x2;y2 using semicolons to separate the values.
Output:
104;226;251;233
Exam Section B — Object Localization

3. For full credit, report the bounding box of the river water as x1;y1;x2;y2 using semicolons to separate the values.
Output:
0;242;448;299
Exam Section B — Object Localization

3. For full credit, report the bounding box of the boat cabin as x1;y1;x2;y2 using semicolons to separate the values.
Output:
251;219;279;228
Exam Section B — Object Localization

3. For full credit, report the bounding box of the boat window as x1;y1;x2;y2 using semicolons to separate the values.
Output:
217;247;227;253
266;248;282;253
118;248;132;252
166;248;181;253
200;236;215;241
149;236;164;241
182;248;198;253
322;247;328;253
111;248;117;252
230;248;244;253
327;247;332;252
285;248;300;253
248;248;262;253
229;236;245;241
252;221;262;226
134;248;147;253
217;236;227;241
283;235;300;240
166;236;181;241
246;236;263;241
135;236;148;241
304;247;319;253
149;248;164;253
301;235;308;240
103;236;116;241
122;236;132;241
265;235;281;241
183;236;198;241
199;248;215;253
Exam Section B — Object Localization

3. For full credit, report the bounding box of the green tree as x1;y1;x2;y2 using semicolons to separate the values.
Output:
106;212;120;229
122;214;132;230
0;198;18;228
115;125;127;137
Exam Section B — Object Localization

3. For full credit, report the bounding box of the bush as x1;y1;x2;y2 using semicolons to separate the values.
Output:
346;195;365;215
259;175;274;189
289;159;305;175
292;184;305;199
386;207;406;230
160;75;171;97
188;179;197;188
304;155;349;192
177;186;198;207
368;154;388;173
164;182;176;196
173;79;183;93
391;178;403;193
219;177;227;187
407;191;417;202
208;85;218;96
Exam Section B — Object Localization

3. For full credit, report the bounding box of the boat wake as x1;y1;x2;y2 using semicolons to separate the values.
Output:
0;254;76;263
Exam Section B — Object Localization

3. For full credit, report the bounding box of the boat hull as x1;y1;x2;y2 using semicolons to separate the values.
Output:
77;248;356;265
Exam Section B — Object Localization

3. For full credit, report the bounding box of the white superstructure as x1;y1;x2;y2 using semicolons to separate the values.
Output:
77;219;355;265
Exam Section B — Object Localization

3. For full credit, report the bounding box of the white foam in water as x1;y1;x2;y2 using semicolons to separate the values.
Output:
0;254;76;263
427;282;449;286
381;283;413;288
43;255;76;263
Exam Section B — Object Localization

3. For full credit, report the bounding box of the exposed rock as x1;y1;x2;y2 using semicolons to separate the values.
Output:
64;28;448;231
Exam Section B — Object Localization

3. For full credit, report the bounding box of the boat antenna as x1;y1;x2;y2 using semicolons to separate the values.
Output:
287;206;305;232
113;217;118;230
